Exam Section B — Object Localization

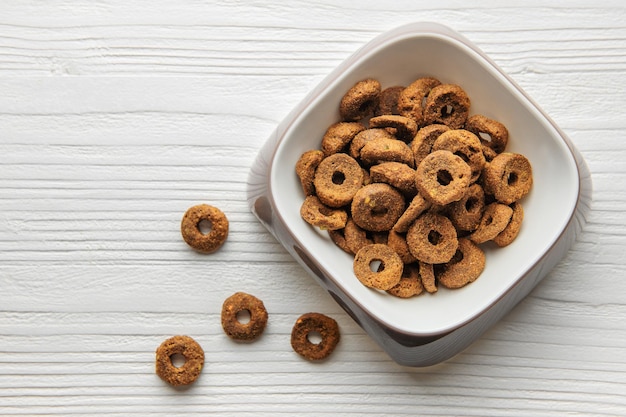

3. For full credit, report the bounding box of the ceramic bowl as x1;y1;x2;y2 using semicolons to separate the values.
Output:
247;22;592;366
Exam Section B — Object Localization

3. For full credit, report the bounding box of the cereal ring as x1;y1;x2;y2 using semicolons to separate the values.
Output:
353;243;403;290
351;183;406;232
448;183;486;232
418;261;437;294
327;228;352;254
422;84;471;129
481;143;498;162
398;77;442;125
465;114;509;154
369;115;418;143
493;201;524;247
375;85;405;116
438;238;486;289
369;161;417;196
469;202;514;244
411;124;450;167
155;335;204;386
415;150;471;205
348;128;396;159
321;122;365;156
406;212;459;264
387;230;417;264
386;263;424;298
295;149;324;196
360;137;414;168
344;217;373;254
221;292;269;342
314;153;364;208
291;313;340;361
432;129;486;183
300;195;347;230
483;152;533;205
339;78;381;121
181;204;229;253
392;192;432;233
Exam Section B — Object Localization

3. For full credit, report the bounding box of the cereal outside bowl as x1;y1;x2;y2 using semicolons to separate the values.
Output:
246;22;592;367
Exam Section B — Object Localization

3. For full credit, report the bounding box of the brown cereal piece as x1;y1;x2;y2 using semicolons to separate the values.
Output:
465;114;509;154
353;244;403;290
369;114;418;143
415;150;471;205
221;292;269;342
360;137;415;168
181;204;229;253
433;129;486;184
393;192;432;233
386;263;424;298
412;124;451;167
327;228;353;254
369;162;417;196
387;230;417;264
155;335;204;386
406;212;459;264
351;183;406;232
448;183;486;232
398;77;442;125
438;238;486;289
344;217;373;254
483;152;533;205
300;195;348;230
493;201;524;247
348;128;396;159
291;313;340;361
422;84;471;129
481;143;498;162
321;122;365;157
313;153;364;208
371;231;389;245
295;149;324;196
339;78;381;121
418;261;437;293
375;85;405;116
469;202;514;244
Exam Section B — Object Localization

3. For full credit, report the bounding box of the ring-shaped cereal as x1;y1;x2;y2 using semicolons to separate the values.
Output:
418;261;437;293
387;263;424;298
375;85;405;116
321;122;365;156
369;161;417;197
448;183;486;232
433;129;486;183
348;128;395;159
314;153;364;208
181;204;229;253
483;152;533;204
300;195;347;230
360;137;415;168
422;84;471;129
438;238;486;289
351;183;406;232
295;149;324;196
369;114;418;143
291;313;340;361
465;114;509;154
353;243;404;290
387;230;417;264
415;150;471;206
155;335;204;386
344;217;373;254
411;124;450;167
469;202;514;244
392;192;432;233
398;77;441;125
494;201;524;247
406;212;459;264
339;78;381;121
221;292;269;342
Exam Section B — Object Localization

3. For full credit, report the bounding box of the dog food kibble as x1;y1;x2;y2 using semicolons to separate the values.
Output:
297;76;533;296
290;313;340;360
181;204;229;253
221;292;269;342
155;335;204;386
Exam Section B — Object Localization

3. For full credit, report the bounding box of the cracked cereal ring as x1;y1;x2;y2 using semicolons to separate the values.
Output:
221;292;269;342
360;137;414;168
438;238;486;289
155;335;204;386
466;114;509;154
344;217;373;254
433;129;486;184
369;114;418;143
398;77;442;125
296;149;324;196
387;263;424;298
393;192;432;233
412;124;450;167
351;183;405;232
353;243;403;290
415;150;471;205
375;85;405;116
483;152;533;204
300;195;347;230
369;161;417;196
387;230;417;264
493;201;524;247
348;128;395;159
321;122;365;156
422;84;471;129
181;204;229;253
314;153;364;208
418;261;437;294
339;78;381;121
469;202;514;244
448;183;486;232
406;212;459;264
291;312;340;361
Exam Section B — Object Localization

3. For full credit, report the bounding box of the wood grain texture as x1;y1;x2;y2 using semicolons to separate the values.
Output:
1;1;626;416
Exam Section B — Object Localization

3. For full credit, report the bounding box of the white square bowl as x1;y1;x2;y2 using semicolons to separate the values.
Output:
247;22;592;367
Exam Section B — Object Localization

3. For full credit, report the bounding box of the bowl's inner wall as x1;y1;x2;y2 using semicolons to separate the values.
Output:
271;33;579;335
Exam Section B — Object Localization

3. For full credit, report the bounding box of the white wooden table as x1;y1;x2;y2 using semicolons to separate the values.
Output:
1;1;625;416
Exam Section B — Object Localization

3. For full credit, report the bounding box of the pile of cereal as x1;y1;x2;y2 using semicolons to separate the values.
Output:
296;77;532;297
